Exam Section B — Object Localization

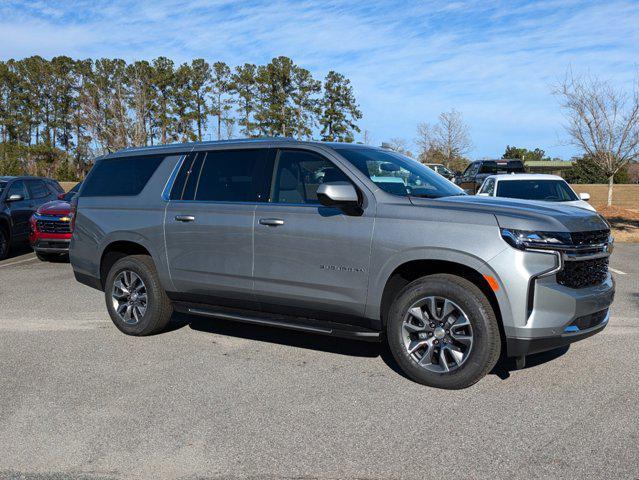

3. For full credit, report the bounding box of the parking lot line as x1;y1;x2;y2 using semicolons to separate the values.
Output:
609;267;627;275
0;255;38;268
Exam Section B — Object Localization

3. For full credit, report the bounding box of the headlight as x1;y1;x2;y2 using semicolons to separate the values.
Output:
500;228;572;250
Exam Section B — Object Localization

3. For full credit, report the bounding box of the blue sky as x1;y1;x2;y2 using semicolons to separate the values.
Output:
1;0;638;159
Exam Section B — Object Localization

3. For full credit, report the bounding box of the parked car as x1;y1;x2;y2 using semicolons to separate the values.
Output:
0;176;64;260
29;182;82;261
477;174;595;211
424;163;455;180
70;140;614;389
455;159;526;193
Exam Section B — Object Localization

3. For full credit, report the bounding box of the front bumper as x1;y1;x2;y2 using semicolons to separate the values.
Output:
506;308;610;356
32;238;70;253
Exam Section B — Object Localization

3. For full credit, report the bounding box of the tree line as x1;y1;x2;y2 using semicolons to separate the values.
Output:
0;55;362;179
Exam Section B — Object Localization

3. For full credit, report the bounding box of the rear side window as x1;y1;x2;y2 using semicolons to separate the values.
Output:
81;156;165;197
176;149;270;202
27;180;49;199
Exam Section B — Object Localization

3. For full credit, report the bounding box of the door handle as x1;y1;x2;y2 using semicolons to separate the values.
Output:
175;215;195;222
259;218;284;227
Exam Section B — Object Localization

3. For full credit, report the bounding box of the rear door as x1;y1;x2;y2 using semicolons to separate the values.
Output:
164;148;271;306
252;148;375;320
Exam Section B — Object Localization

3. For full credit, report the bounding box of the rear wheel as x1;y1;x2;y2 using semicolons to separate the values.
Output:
387;274;501;389
105;255;173;336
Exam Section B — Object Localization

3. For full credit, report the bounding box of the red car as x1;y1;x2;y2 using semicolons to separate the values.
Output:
29;182;81;261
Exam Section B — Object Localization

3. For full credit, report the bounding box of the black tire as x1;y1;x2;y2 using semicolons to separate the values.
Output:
0;227;9;261
387;274;501;389
104;254;173;336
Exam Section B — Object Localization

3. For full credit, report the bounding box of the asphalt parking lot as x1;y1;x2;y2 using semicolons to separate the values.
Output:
0;245;637;480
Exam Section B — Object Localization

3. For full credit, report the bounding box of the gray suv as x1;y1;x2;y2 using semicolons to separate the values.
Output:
69;139;615;389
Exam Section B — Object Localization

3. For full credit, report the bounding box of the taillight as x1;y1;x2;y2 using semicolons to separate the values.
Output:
70;197;78;232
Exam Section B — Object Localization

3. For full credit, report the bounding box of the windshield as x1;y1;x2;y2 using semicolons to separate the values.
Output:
496;179;578;201
62;182;81;201
333;147;465;198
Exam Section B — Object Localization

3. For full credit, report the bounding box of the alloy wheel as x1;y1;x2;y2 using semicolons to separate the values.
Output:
111;270;148;325
401;296;473;373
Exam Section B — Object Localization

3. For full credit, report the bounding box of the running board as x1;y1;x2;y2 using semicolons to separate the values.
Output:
174;304;381;342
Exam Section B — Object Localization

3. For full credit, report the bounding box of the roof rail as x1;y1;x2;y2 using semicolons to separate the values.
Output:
117;136;296;153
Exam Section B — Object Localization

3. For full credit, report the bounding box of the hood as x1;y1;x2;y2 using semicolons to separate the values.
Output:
410;195;608;232
36;200;71;216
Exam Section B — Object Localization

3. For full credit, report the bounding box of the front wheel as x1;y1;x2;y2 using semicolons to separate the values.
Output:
105;255;173;336
387;274;501;389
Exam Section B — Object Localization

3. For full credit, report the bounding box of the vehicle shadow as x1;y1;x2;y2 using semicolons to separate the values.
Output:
166;312;570;382
168;311;382;359
490;346;570;380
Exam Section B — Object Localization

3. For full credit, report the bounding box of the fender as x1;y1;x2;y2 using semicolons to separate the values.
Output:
365;246;513;327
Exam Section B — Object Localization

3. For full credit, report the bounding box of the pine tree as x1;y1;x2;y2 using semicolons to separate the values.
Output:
291;66;321;139
190;59;212;141
210;61;233;140
320;71;362;142
230;63;257;137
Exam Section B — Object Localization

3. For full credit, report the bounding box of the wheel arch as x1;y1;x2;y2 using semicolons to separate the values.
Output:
370;251;511;342
99;240;152;289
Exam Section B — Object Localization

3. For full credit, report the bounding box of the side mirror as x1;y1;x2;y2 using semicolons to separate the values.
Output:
7;194;24;202
579;192;590;201
317;182;360;209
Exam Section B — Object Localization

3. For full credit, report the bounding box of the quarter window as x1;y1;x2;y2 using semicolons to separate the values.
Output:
82;155;166;197
270;149;351;204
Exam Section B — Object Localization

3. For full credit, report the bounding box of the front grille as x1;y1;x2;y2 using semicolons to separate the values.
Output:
36;219;71;234
557;257;609;289
570;229;610;246
569;309;608;330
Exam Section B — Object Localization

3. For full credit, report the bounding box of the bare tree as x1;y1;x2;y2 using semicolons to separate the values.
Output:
416;109;473;168
556;73;639;206
383;137;413;157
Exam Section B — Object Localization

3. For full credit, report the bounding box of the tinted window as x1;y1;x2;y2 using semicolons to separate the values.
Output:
496;179;578;201
464;163;480;177
7;180;29;199
82;156;165;197
479;162;497;174
0;181;6;195
270;149;351;204
335;147;464;198
191;149;269;202
27;180;49;199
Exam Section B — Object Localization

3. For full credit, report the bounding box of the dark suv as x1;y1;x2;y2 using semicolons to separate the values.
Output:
455;159;525;194
69;140;614;389
0;176;64;260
